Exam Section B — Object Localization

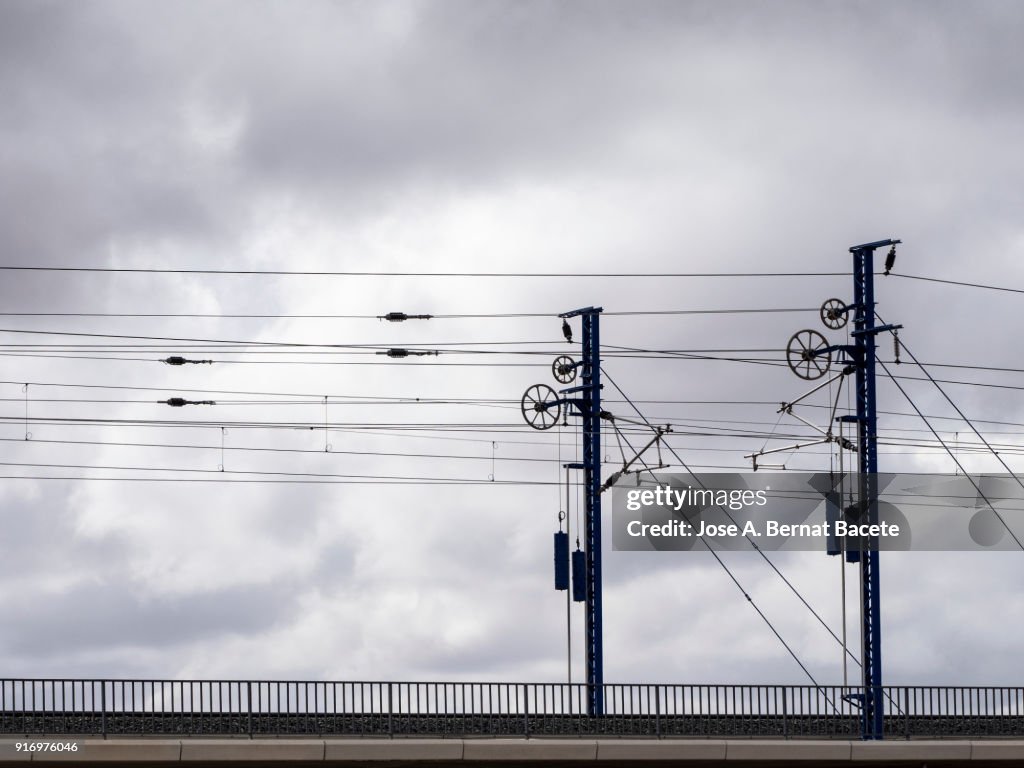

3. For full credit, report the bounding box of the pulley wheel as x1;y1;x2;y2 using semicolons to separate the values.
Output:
820;298;849;330
787;329;832;380
521;384;562;430
552;355;577;384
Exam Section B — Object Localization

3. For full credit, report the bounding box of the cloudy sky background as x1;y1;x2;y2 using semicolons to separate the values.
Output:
2;0;1023;687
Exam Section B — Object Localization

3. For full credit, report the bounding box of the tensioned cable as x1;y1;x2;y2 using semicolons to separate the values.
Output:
3;263;1017;286
7;430;1007;461
0;329;785;355
0;466;825;481
603;344;788;369
598;370;834;689
11;410;1010;450
877;314;1024;498
9;378;1024;429
9;345;1024;387
0;265;850;277
14;343;1024;374
0;418;829;443
0;460;549;485
892;273;1024;295
0;353;549;367
763;401;1024;431
0;379;522;402
877;359;1024;551
5;411;951;445
0;307;817;319
0;435;552;465
0;397;520;411
602;367;862;680
0;474;556;485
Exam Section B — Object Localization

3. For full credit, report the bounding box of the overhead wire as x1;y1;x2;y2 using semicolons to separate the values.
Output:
6;264;1020;291
0;307;818;319
0;265;850;277
892;273;1024;295
599;367;841;688
603;368;873;672
0;459;551;485
877;359;1024;551
0;435;556;464
0;474;555;485
13;378;1024;432
877;314;1024;501
5;263;1024;688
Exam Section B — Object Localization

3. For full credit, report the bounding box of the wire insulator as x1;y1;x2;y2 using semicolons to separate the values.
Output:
378;312;433;321
163;356;213;365
894;332;901;365
377;348;439;357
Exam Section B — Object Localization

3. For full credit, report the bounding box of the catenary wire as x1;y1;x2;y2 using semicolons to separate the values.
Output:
597;367;842;688
0;265;850;277
602;367;866;675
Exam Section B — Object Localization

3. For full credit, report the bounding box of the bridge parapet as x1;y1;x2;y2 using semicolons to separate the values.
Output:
3;680;1023;740
4;738;1024;765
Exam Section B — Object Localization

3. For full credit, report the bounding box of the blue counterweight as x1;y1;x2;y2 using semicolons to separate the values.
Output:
571;548;587;603
554;531;570;591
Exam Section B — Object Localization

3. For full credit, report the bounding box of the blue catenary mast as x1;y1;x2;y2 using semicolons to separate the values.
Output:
850;238;899;740
559;306;604;715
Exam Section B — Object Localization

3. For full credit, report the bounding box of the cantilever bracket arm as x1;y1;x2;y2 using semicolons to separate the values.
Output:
851;323;903;338
745;431;857;470
786;408;832;438
778;372;845;412
745;437;831;462
599;411;666;431
599;425;673;493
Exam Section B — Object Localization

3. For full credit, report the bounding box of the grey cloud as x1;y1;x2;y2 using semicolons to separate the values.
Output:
1;0;1023;688
1;579;301;657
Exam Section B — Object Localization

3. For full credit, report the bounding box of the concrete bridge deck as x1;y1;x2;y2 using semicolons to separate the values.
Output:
5;737;1024;766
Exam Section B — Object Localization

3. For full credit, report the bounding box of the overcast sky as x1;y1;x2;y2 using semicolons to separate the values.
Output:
2;0;1023;689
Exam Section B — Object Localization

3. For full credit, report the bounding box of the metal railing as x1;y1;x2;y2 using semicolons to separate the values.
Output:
1;680;1022;738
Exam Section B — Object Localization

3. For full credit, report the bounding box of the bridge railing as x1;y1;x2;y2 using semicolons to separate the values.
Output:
1;680;1022;738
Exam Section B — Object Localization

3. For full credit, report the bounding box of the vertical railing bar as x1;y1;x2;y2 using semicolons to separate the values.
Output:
523;684;529;737
903;686;909;740
387;682;393;737
655;685;661;738
782;686;788;739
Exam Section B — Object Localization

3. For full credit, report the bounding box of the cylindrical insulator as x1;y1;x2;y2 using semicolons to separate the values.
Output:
571;548;587;603
554;531;569;591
